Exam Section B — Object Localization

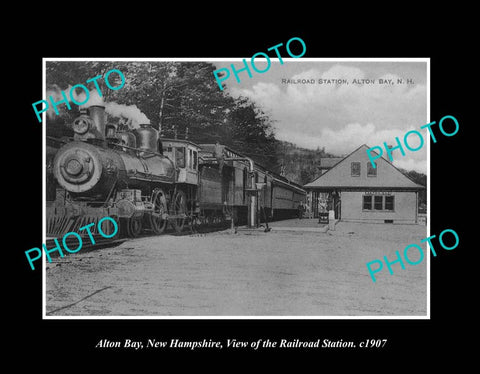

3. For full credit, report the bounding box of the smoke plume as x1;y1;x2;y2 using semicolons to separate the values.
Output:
45;85;151;128
104;102;150;129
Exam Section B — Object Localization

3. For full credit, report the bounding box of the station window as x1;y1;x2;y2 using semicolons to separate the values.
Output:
175;147;185;168
363;195;395;211
363;195;372;210
385;196;395;211
367;162;377;177
351;162;361;176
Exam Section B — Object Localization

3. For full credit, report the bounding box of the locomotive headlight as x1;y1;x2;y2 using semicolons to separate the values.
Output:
60;152;92;183
72;115;91;134
65;158;83;176
53;141;118;196
54;142;101;194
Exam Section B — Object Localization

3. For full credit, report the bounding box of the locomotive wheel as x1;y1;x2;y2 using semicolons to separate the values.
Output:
126;217;143;238
149;189;168;234
170;190;187;233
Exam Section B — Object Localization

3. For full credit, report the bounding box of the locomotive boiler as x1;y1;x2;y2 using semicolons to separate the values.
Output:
49;105;191;238
54;107;175;199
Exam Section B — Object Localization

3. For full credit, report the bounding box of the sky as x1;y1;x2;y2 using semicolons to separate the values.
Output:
212;59;428;173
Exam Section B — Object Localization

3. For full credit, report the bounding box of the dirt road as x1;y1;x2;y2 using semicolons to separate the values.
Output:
45;221;427;317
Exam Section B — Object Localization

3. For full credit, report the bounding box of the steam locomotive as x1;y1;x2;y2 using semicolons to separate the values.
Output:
46;105;306;238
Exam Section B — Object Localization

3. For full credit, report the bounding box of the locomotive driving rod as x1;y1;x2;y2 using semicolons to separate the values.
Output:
202;156;257;228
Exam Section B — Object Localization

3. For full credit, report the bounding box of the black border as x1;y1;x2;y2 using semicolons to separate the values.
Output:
15;24;469;363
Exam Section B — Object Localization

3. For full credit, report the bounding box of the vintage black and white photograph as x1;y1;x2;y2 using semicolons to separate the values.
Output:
43;58;429;318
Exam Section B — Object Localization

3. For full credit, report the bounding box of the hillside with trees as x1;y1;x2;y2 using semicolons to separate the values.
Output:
45;61;279;171
275;141;337;185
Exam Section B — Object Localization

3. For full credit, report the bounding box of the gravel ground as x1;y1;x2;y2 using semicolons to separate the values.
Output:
45;220;427;317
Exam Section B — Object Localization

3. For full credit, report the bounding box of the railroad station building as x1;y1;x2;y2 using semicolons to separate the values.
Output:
304;144;425;224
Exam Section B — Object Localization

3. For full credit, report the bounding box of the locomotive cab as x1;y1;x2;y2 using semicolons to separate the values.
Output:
161;139;200;185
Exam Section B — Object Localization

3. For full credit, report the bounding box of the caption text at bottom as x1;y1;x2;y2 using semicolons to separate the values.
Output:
95;338;387;350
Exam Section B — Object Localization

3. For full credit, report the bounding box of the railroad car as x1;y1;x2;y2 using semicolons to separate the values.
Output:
197;144;305;226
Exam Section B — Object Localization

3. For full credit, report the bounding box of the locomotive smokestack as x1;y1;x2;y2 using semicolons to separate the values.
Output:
88;105;106;140
134;124;159;157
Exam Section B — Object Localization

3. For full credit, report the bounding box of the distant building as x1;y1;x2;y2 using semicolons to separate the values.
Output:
304;144;425;224
317;157;343;175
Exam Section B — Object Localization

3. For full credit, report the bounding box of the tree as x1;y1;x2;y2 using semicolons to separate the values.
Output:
45;61;231;129
227;96;279;170
45;61;280;170
299;169;312;185
154;62;236;140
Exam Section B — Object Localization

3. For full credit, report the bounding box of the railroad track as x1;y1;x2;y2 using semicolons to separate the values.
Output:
44;220;233;259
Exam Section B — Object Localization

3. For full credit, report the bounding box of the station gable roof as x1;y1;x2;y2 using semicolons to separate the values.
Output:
304;144;425;190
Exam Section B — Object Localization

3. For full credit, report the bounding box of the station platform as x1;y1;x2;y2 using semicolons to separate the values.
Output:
238;218;337;233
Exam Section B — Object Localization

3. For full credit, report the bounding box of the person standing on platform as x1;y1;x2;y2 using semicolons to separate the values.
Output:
298;202;304;219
